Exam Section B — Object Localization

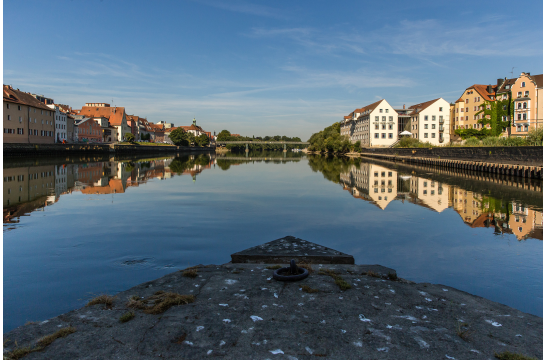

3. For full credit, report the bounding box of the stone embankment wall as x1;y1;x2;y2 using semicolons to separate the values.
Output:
359;146;543;179
3;143;214;156
361;146;543;166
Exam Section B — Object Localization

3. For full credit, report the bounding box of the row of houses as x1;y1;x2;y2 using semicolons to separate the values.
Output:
341;72;543;147
3;85;214;144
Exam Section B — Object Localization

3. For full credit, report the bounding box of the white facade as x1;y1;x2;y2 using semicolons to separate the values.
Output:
409;98;450;146
48;104;67;142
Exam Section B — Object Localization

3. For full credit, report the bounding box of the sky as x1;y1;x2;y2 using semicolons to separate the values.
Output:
3;0;543;140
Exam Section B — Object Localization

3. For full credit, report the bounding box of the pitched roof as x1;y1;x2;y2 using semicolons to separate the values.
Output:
454;84;497;103
496;78;517;94
3;85;52;111
358;99;383;114
78;106;126;126
181;124;205;132
408;98;441;115
530;74;543;88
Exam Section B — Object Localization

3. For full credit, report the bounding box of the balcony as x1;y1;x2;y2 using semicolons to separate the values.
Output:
439;126;444;131
439;118;444;124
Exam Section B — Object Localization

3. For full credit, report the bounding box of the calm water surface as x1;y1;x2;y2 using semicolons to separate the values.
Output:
3;152;543;331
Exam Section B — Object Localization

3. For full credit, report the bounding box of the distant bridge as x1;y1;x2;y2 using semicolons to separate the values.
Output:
216;141;309;145
216;156;302;161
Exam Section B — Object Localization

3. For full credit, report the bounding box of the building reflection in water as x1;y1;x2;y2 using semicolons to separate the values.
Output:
3;154;216;226
338;161;543;241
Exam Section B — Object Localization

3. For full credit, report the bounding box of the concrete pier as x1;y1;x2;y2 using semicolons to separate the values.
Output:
3;238;542;360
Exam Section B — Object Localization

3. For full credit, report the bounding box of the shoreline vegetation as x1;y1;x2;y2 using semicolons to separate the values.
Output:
307;122;543;154
216;130;306;151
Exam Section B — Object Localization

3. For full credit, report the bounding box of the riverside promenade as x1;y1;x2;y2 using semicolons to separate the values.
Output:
4;237;542;359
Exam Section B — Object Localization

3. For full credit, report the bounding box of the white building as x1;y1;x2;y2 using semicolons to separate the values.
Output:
157;120;174;129
408;98;450;145
346;99;399;148
48;104;67;142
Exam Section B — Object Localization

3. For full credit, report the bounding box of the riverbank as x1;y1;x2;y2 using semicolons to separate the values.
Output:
3;143;215;157
4;237;542;359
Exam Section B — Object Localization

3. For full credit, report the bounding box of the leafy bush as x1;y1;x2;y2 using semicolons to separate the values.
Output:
125;133;135;142
526;126;543;146
394;138;436;148
464;137;481;146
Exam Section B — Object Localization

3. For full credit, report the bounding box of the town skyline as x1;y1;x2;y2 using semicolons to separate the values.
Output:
3;1;542;140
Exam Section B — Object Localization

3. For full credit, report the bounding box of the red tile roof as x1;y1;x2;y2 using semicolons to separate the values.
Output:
408;98;441;115
78;106;126;126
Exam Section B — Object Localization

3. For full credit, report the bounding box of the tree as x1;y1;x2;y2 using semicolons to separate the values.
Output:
169;128;188;146
217;130;231;141
125;133;135;142
196;133;210;147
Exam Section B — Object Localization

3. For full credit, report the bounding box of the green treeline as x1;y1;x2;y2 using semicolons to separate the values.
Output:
169;154;211;174
217;130;304;151
169;128;210;147
307;122;360;153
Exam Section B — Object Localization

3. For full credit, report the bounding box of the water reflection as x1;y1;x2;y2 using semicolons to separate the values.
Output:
3;152;305;228
4;154;216;227
310;155;543;241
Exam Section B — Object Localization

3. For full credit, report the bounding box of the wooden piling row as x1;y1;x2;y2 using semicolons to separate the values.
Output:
359;153;543;180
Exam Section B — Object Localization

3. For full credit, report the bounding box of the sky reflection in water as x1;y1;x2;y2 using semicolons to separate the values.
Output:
3;152;543;331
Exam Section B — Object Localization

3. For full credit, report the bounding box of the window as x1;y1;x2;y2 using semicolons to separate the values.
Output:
524;91;529;97
431;133;436;138
439;116;443;122
424;133;428;138
382;124;386;130
521;81;526;87
432;124;436;129
388;124;393;130
439;107;443;111
432;116;436;120
6;103;10;109
375;124;379;130
466;108;469;112
381;133;386;138
460;108;464;112
17;128;23;134
379;109;383;113
503;105;507;110
388;133;393;139
19;116;22;123
374;133;379;138
517;92;522;98
7;115;11;121
424;124;428;129
424;116;428;120
389;116;393;121
375;116;379;121
17;105;21;110
523;113;527;120
518;114;522;120
465;99;469;104
523;102;527;109
382;116;386;121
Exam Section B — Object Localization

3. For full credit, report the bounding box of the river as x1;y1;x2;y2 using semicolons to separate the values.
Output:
3;151;542;331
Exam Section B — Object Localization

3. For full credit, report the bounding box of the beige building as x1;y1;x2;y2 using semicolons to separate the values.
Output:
341;99;399;148
452;84;497;134
408;98;450;145
510;72;543;137
409;176;449;212
77;104;130;142
495;77;517;137
3;85;55;144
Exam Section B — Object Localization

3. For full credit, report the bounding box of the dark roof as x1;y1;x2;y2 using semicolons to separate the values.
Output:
3;85;53;111
496;78;517;94
530;74;543;88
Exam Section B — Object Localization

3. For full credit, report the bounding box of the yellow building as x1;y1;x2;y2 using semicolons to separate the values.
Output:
452;84;497;135
3;85;56;144
510;72;543;137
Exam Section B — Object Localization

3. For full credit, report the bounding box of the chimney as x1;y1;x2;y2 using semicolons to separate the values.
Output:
403;104;405;109
497;78;503;87
487;85;492;93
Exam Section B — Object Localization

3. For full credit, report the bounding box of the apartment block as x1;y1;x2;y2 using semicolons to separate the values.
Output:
511;72;543;136
452;84;497;134
3;85;55;144
408;98;450;145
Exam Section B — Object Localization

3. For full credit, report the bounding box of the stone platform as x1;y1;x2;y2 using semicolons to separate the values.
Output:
231;236;355;264
3;263;542;359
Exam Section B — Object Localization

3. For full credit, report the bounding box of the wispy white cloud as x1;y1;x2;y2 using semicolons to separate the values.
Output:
190;0;286;20
249;16;542;59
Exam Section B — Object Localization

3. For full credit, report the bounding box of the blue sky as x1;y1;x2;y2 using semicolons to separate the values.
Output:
3;0;543;140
